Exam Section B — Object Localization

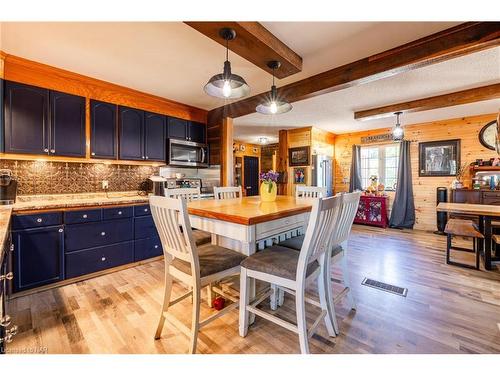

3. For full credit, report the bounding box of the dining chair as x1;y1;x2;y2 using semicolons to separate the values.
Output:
214;186;243;200
150;195;246;354
278;191;361;334
239;195;343;354
295;185;327;199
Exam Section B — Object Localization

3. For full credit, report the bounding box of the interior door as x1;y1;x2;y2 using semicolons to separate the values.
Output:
244;156;259;196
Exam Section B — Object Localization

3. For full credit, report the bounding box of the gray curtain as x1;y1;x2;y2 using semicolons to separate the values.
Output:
389;140;415;229
349;145;363;192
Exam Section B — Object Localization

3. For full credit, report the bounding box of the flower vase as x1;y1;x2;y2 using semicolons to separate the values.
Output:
260;181;277;202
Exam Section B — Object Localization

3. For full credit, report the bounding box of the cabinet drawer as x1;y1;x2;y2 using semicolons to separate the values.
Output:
103;206;133;220
134;237;163;262
65;218;134;252
256;214;307;240
64;208;102;224
134;216;159;239
134;204;151;216
65;241;134;279
12;212;62;230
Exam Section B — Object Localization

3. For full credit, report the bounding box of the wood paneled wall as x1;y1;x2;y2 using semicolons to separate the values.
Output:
334;113;498;231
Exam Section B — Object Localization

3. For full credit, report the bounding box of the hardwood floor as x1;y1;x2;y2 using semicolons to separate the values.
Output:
5;225;500;354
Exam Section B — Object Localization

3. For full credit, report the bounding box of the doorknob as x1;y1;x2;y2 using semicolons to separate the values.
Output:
246;186;252;189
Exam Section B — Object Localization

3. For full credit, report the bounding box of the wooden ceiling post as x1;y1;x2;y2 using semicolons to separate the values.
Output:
277;129;289;195
221;117;234;187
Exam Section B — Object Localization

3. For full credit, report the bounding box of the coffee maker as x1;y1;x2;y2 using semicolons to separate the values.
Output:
0;169;17;205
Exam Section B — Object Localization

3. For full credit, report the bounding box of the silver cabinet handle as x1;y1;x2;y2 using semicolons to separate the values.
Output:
10;244;14;252
0;272;14;281
145;156;149;159
50;149;55;153
43;148;49;153
101;257;106;261
36;218;43;223
154;245;159;249
0;315;11;327
142;156;145;159
58;228;63;233
83;214;88;218
101;232;106;236
144;208;148;212
118;211;122;215
91;152;96;156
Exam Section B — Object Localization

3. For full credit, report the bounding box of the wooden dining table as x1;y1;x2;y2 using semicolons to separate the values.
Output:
187;195;314;256
437;202;500;270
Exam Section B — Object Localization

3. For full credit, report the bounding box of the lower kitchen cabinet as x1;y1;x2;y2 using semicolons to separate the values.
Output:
65;241;134;279
12;225;64;292
134;237;162;262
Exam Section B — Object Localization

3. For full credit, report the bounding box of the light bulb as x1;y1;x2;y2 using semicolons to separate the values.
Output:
222;80;232;98
393;125;404;140
270;101;278;114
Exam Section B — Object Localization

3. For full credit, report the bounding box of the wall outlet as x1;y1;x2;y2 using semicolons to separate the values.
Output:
102;180;109;190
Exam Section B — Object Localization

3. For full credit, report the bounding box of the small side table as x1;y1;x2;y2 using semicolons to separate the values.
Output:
354;195;389;228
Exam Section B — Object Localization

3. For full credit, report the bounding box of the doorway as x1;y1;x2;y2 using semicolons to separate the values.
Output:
244;156;259;196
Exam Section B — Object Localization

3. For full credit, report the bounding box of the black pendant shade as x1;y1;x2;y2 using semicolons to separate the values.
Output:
392;111;404;141
204;28;250;99
256;61;292;115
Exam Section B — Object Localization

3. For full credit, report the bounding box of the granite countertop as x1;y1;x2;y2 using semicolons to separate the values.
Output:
13;191;150;212
0;205;13;265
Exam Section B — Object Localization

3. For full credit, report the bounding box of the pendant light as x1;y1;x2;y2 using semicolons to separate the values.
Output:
392;111;404;141
204;28;250;99
256;61;292;115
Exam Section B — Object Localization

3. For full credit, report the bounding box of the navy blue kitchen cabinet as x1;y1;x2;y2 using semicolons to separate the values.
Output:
50;90;86;157
144;112;166;161
0;79;4;153
134;237;162;262
168;117;188;140
12;225;64;292
119;106;144;160
3;81;49;155
188;121;206;144
90;99;117;159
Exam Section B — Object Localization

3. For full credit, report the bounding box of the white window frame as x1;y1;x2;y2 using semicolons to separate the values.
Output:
360;144;399;191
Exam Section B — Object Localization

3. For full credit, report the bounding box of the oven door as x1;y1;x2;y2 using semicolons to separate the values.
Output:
167;139;208;168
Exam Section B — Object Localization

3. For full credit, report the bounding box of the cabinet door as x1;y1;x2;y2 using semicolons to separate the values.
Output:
168;117;188;140
144;112;166;161
119;106;144;160
188;121;206;144
4;81;49;155
50;91;86;157
13;225;64;292
90;100;117;159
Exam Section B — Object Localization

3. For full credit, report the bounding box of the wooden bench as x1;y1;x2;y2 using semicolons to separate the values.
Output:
444;218;482;270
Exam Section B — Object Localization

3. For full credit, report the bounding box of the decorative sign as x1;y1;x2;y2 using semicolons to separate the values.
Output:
361;134;393;144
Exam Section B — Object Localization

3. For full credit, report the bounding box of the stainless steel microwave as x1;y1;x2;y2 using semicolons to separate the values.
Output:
166;139;209;168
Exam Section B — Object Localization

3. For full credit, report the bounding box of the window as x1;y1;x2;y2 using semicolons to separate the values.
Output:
360;144;400;190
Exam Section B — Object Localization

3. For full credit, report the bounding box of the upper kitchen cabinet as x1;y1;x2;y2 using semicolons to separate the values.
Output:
119;106;144;160
144;112;166;161
50;91;86;157
90;99;117;159
4;81;49;155
168;117;188;140
3;81;86;157
188;121;206;144
167;117;206;144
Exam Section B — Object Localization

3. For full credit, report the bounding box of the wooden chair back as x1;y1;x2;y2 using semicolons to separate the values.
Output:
149;195;199;269
214;186;243;200
165;187;201;201
297;195;342;278
295;186;327;199
332;192;361;246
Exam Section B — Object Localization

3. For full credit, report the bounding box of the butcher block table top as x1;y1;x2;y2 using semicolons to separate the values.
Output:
187;195;314;225
437;202;500;217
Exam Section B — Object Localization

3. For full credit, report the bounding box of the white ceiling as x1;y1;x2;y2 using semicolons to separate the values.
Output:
1;21;497;144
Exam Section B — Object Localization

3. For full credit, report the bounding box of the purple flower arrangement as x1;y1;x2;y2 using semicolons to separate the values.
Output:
259;170;279;193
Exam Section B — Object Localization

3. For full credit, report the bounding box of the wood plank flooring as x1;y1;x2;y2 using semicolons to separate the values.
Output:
5;225;500;354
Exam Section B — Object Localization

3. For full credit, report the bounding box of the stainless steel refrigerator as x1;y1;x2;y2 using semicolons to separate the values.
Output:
311;155;333;196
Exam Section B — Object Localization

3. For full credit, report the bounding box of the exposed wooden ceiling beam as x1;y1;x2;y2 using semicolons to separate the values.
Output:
354;83;500;121
207;22;500;124
184;21;302;79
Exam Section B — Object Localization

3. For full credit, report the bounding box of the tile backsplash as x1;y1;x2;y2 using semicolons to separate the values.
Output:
0;160;159;195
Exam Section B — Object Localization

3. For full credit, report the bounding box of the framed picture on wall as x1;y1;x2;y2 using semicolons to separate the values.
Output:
289;146;310;166
418;139;461;176
293;167;306;184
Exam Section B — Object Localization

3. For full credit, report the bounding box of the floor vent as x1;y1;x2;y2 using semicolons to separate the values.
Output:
361;278;408;297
